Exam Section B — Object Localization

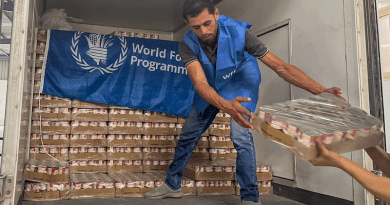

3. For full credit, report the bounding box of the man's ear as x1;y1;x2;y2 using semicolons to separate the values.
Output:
214;8;220;20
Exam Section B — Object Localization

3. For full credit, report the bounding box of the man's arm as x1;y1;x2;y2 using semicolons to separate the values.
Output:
365;146;390;177
186;61;254;129
259;51;345;100
310;141;390;203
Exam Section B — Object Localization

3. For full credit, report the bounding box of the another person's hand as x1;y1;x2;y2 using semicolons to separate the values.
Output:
309;140;341;168
224;97;254;129
324;87;346;101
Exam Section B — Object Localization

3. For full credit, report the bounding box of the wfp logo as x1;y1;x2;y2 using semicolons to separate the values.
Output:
70;32;128;74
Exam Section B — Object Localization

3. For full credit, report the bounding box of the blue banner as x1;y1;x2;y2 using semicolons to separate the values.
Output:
42;30;194;117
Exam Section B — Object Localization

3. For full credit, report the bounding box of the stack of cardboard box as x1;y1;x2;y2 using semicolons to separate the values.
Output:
235;164;273;196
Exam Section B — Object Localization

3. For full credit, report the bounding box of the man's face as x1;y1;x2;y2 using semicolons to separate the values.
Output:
187;8;219;44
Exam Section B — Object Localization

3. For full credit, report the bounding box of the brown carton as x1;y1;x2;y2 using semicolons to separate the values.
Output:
70;165;107;174
32;113;72;121
197;186;235;195
107;165;143;173
196;140;209;148
184;168;234;181
107;139;142;147
71;126;108;134
210;153;237;161
115;187;153;197
70;188;115;199
209;140;234;148
142;152;174;160
107;152;143;160
24;190;70;201
29;153;69;161
234;172;273;181
33;99;72;108
108;127;144;134
176;129;209;136
143;165;170;172
30;139;70;147
257;122;384;161
190;152;210;160
109;114;144;122
144;127;176;135
209;128;230;136
69;152;107;160
70;139;107;147
72;100;108;108
37;33;48;42
144;115;178;123
235;186;273;196
213;116;230;123
72;113;108;121
24;170;69;183
143;140;177;148
34;73;41;81
182;187;197;196
178;117;187;123
31;126;71;134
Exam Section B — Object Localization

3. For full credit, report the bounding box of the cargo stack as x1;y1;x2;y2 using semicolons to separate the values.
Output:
235;164;274;196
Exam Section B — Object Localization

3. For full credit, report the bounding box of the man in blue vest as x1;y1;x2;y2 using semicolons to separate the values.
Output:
145;0;344;204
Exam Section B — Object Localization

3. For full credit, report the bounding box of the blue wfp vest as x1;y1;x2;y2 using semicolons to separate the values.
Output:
183;15;262;116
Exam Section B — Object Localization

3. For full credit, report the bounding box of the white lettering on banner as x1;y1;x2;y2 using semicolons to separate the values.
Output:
170;51;182;62
132;43;167;59
130;55;188;75
223;70;236;80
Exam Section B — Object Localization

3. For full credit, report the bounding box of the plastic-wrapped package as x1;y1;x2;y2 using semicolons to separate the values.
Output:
70;173;115;199
24;159;69;183
39;9;83;30
254;94;383;160
24;182;70;201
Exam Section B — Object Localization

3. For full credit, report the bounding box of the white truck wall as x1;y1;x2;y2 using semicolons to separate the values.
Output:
173;0;363;202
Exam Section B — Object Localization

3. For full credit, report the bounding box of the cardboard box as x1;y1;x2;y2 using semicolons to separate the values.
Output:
235;186;273;196
184;168;234;181
178;117;187;123
72;100;108;108
196;186;235;195
196;140;209;148
70;188;115;199
108;127;144;134
37;33;47;42
209;140;234;148
29;153;69;161
144;115;178;123
34;73;41;81
190;152;210;160
208;128;230;136
72;113;108;121
210;153;237;161
144;127;176;135
71;126;108;134
32;113;72;121
31;126;71;134
107;165;143;173
24;190;70;201
115;187;153;197
30;139;70;147
69;152;107;160
24;170;69;183
143;140;177;147
33;99;72;108
107;152;143;160
143;165;170;172
142;152;174;160
70;139;107;147
107;139;142;147
257;122;384;161
182;187;197;196
70;165;107;174
213;116;230;123
234;172;273;181
109;114;144;122
176;129;209;136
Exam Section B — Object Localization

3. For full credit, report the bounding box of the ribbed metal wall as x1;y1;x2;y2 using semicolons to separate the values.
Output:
0;59;9;80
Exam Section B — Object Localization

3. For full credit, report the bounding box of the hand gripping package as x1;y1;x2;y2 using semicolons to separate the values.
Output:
253;93;383;161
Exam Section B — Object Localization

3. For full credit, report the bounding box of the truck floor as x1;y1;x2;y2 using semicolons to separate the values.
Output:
22;195;304;205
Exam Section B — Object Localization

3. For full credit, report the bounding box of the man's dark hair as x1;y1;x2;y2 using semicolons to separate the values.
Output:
182;0;215;21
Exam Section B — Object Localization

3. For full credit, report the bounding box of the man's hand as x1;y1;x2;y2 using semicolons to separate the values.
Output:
223;97;254;129
324;87;346;101
309;140;341;168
